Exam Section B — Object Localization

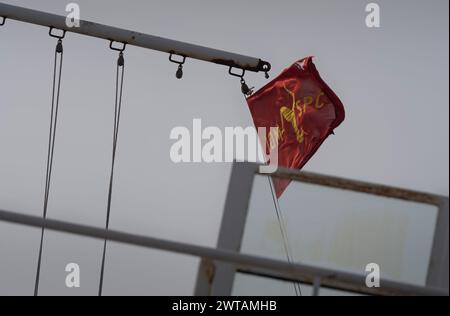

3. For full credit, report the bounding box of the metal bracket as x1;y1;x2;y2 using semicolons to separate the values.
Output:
228;67;254;96
169;53;186;79
259;60;271;79
49;26;66;39
109;40;126;52
228;66;246;79
169;53;186;66
109;41;126;67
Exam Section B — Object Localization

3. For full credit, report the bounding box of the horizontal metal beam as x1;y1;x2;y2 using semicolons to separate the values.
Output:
268;166;447;206
236;266;443;296
0;208;447;296
0;2;271;73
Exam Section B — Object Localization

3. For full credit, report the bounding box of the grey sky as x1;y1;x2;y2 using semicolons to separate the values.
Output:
0;0;448;295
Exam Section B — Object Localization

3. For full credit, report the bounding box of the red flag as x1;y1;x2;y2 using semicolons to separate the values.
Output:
246;57;345;198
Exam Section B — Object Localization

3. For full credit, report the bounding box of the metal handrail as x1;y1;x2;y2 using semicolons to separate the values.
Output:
0;208;446;296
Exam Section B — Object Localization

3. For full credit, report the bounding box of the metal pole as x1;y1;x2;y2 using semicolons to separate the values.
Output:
312;277;321;296
0;208;447;296
0;2;271;73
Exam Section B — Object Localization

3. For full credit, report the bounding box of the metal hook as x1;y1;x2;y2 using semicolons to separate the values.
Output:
260;61;271;79
117;52;124;67
56;39;63;54
169;53;186;79
240;79;254;96
49;27;66;39
109;40;127;52
229;67;254;97
262;64;270;79
109;41;126;67
0;16;6;26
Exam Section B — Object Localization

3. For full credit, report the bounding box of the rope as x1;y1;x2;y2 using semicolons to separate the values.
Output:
98;51;125;296
267;176;302;296
241;84;302;296
34;38;64;296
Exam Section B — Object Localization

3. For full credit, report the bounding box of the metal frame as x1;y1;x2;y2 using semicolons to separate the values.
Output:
0;2;271;73
428;198;449;289
195;162;257;296
195;162;449;296
274;166;450;291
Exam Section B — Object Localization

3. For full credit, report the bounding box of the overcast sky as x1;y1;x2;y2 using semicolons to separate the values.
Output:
0;0;448;295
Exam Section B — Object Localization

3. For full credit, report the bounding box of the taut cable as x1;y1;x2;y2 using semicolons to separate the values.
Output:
98;43;126;296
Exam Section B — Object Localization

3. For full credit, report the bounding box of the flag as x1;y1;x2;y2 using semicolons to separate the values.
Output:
246;57;345;198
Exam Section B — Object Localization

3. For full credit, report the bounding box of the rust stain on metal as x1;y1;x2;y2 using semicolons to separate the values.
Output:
272;169;443;206
211;58;259;72
204;259;216;285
